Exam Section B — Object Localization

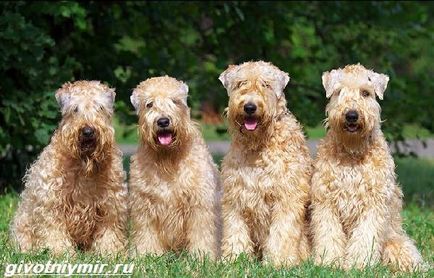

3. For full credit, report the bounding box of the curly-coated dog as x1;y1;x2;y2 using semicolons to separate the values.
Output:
219;61;312;266
10;81;127;255
310;64;425;271
129;76;220;259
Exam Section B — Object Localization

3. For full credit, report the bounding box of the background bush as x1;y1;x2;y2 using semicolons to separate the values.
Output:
1;1;433;190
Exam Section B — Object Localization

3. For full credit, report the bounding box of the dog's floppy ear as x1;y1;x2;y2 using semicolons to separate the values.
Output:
368;71;389;100
130;90;141;113
179;81;189;105
55;85;72;112
104;87;116;109
273;68;290;98
218;65;237;91
322;69;343;98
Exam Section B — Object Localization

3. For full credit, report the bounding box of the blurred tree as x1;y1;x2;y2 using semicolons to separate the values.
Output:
0;1;433;189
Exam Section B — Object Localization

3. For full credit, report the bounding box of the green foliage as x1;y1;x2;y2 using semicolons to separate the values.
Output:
1;2;433;187
0;2;82;189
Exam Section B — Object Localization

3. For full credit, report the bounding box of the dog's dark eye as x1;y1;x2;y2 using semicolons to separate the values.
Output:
263;82;272;89
173;99;182;106
236;81;247;88
73;107;78;113
361;90;370;97
146;102;153;108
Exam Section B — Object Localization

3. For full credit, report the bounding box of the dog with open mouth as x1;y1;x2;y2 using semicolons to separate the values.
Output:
218;61;312;266
10;81;128;255
310;64;426;271
129;76;221;259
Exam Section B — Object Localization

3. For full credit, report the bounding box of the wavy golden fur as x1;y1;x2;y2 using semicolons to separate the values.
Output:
310;64;425;271
219;61;312;266
10;81;127;255
129;76;221;259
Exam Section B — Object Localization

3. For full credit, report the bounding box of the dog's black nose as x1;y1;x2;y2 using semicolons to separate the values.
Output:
244;103;257;115
345;110;359;123
81;126;94;137
157;117;170;128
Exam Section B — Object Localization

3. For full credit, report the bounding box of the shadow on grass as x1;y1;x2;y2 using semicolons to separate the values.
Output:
395;157;434;208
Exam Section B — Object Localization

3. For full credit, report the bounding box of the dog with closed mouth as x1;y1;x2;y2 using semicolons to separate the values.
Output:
10;81;127;255
310;64;426;271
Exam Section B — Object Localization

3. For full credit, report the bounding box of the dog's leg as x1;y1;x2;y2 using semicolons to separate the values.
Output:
187;205;218;260
10;206;36;252
221;206;253;260
311;202;346;267
344;207;387;269
130;217;165;256
92;175;127;254
298;219;311;261
263;199;306;267
12;197;74;255
91;225;126;254
382;229;425;272
41;216;75;255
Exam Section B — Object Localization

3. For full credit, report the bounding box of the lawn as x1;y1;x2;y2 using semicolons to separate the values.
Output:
0;157;433;277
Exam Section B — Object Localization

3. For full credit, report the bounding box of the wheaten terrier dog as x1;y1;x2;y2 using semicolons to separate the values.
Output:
10;81;128;255
129;76;220;259
310;64;425;271
218;61;312;266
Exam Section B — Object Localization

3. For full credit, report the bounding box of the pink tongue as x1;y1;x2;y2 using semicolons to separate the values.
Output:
158;133;173;145
244;118;258;131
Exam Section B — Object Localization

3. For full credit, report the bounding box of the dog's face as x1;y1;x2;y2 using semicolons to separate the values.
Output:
323;64;389;139
55;81;115;165
131;76;191;150
219;61;289;135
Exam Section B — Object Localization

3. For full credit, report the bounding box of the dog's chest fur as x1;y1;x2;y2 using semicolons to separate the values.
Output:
228;151;292;247
55;173;105;250
326;151;394;233
237;165;275;209
146;169;199;250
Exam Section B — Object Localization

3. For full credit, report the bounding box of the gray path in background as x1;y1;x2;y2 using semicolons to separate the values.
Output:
120;139;434;158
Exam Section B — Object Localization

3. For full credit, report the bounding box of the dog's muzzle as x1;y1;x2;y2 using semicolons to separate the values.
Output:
242;102;259;131
344;110;360;133
155;117;174;146
79;126;97;152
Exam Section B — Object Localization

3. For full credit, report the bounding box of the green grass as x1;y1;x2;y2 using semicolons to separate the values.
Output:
402;124;433;140
306;125;327;139
1;157;433;277
114;117;139;145
395;158;434;208
200;124;230;141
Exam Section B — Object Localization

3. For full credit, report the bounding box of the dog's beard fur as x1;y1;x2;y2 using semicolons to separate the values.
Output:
326;105;380;153
59;119;114;176
227;95;286;148
138;112;197;173
228;109;272;136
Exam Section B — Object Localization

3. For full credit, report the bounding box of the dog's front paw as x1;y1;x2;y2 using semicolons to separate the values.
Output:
92;231;126;255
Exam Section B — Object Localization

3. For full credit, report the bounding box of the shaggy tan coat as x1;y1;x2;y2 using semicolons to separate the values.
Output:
10;81;127;255
129;76;220;259
311;64;425;271
219;61;312;266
